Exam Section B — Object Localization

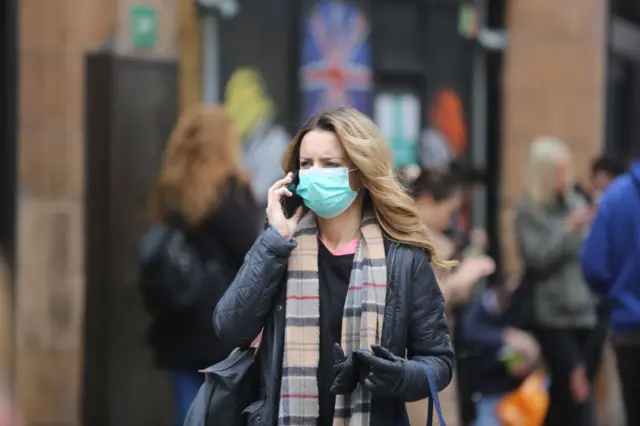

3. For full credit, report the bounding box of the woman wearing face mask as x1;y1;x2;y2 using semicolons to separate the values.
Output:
515;137;597;426
213;107;455;426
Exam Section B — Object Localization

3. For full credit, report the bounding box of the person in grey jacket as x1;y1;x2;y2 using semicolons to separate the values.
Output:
515;137;597;426
213;108;454;426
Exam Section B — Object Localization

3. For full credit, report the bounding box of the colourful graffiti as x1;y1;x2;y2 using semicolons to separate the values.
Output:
419;88;468;169
300;0;373;120
224;68;290;207
419;87;472;237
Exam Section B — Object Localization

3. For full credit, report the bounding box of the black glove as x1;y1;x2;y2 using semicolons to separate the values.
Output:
330;343;360;395
356;344;405;396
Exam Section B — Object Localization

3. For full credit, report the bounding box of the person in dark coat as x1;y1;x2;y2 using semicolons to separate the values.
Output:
213;107;455;426
145;105;259;426
581;160;640;426
458;279;540;426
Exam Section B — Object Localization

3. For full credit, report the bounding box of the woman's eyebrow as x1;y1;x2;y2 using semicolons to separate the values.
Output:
299;156;344;161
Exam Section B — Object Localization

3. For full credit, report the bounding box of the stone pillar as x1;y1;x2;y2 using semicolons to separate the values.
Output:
500;2;624;424
16;1;116;423
15;0;175;424
500;0;608;272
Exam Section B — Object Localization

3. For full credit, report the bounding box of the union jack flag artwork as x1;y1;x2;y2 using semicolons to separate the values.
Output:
300;1;373;121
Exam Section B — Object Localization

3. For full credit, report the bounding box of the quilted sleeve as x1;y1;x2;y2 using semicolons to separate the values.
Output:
397;250;455;402
213;226;296;348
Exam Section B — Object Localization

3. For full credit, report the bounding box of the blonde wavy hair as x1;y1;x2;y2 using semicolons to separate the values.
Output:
151;104;249;225
282;107;453;269
523;136;572;208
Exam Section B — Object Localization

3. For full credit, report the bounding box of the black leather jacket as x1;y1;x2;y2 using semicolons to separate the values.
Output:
213;226;454;426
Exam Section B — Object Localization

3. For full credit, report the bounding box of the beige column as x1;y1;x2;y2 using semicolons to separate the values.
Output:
15;0;116;425
15;0;175;423
500;0;608;272
15;0;117;423
500;2;623;425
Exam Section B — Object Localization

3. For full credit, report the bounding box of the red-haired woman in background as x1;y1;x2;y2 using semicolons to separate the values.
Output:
144;105;259;426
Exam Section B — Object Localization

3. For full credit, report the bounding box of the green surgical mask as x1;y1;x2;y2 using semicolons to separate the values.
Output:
296;167;358;218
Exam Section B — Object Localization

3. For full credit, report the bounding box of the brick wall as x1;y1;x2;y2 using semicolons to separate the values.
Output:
500;2;627;424
500;0;608;272
15;0;176;424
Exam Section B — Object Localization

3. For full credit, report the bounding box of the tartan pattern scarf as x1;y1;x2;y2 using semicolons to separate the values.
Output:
277;210;388;426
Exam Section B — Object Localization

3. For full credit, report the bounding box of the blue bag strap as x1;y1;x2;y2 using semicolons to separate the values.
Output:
423;364;446;426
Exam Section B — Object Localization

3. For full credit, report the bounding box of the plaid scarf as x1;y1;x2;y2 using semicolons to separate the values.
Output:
277;210;388;426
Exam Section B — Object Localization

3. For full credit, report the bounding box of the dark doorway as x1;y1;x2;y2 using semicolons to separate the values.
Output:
0;0;17;268
607;56;637;156
608;14;640;158
485;0;506;271
83;54;178;426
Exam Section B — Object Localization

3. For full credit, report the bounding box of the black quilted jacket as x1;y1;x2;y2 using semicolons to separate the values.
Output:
213;226;454;426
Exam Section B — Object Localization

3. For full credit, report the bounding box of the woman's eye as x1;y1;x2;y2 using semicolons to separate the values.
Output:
327;163;341;168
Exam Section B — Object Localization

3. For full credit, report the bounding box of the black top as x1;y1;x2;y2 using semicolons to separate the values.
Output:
213;227;454;426
317;241;354;426
145;178;260;370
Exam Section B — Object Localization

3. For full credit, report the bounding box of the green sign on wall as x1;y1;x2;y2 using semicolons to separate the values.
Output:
131;5;158;49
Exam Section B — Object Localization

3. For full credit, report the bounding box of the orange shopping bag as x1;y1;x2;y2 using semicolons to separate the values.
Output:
497;370;549;426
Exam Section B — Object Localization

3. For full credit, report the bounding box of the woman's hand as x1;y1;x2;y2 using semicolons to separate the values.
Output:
570;365;590;403
266;172;304;240
565;206;594;233
456;256;495;282
503;328;540;363
0;389;21;426
331;343;361;395
446;256;496;303
356;345;405;397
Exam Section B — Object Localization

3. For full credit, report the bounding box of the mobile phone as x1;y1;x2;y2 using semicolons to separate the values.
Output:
281;171;305;218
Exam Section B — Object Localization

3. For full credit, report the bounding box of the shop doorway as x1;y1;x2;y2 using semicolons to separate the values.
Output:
608;14;640;157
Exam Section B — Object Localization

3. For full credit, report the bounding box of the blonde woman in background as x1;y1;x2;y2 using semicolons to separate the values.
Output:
213;107;454;426
515;137;597;426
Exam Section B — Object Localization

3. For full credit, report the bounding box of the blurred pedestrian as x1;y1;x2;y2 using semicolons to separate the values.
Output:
575;155;627;405
458;276;541;426
575;156;627;206
411;169;495;305
515;137;597;426
140;105;259;426
409;168;495;426
580;159;640;426
447;160;487;254
213;107;454;426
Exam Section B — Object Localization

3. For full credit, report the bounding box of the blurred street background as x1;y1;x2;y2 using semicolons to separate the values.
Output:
0;0;638;425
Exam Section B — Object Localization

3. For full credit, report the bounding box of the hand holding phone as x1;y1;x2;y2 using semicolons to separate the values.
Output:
281;171;305;219
565;205;594;233
266;172;305;240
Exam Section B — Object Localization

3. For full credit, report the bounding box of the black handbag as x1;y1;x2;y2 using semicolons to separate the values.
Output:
183;341;261;426
502;270;538;330
136;221;208;317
